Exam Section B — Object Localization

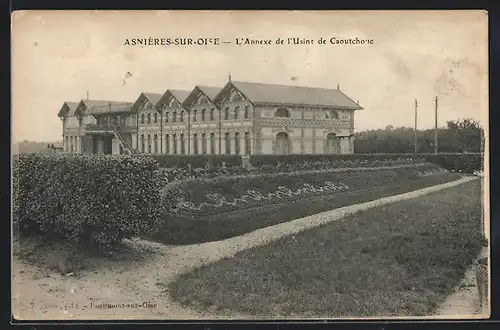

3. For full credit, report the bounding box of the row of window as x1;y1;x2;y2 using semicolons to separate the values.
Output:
139;105;252;125
138;132;252;155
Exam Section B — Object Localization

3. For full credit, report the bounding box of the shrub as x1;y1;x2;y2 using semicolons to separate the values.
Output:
249;153;483;174
144;155;242;169
422;153;483;173
12;154;163;250
249;154;423;168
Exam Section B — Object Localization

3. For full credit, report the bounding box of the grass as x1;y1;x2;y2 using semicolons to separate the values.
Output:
153;171;461;244
168;179;486;317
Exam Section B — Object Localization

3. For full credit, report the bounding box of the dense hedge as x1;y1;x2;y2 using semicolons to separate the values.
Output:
248;154;420;167
13;154;163;249
248;153;483;173
421;153;483;173
144;155;242;169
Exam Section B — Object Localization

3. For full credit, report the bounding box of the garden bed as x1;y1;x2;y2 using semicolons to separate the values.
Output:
154;164;462;244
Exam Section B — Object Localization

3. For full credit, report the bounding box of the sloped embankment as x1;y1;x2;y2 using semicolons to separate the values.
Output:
154;163;462;244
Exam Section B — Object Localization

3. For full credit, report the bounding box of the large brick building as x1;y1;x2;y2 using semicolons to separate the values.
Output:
58;79;363;155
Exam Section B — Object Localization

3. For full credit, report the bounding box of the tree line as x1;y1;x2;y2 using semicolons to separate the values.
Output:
353;118;484;154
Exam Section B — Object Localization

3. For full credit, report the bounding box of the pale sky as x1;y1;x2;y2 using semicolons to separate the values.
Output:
11;10;488;142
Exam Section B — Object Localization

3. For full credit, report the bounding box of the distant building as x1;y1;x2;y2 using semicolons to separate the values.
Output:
58;79;363;155
47;142;64;154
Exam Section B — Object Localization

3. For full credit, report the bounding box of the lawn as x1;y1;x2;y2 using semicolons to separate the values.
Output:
168;179;485;317
153;167;461;244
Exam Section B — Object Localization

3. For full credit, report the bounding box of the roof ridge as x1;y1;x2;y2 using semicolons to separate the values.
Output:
232;80;342;91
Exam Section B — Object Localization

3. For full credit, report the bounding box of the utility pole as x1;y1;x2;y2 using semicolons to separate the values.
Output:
434;96;438;154
414;99;418;154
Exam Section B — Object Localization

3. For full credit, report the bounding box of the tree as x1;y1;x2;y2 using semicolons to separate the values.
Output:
447;118;483;152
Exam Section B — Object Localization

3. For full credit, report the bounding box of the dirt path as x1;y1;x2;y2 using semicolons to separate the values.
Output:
434;247;489;319
13;176;480;320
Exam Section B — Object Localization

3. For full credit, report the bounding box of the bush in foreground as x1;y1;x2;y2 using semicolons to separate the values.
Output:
13;154;163;250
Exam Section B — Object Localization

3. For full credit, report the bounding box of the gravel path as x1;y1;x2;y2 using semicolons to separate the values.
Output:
12;176;480;320
434;247;489;319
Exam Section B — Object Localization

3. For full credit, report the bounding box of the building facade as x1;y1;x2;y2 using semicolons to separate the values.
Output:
59;80;363;155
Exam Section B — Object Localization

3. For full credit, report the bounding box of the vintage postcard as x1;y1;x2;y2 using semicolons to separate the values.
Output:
11;10;489;321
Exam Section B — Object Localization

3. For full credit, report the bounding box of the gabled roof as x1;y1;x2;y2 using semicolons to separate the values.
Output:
215;81;363;110
76;99;133;116
57;101;80;117
182;85;222;109
143;93;163;107
130;92;163;112
157;89;191;109
197;86;221;100
169;90;191;103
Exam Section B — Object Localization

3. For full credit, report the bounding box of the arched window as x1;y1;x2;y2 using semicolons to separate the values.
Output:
201;109;206;121
224;107;229;120
210;108;215;121
202;133;207;154
140;134;145;153
141;114;145;124
180;134;185;154
165;134;170;154
275;108;290;118
65;136;69;152
244;106;250;119
210;133;216;154
172;111;177;123
193;110;197;122
154;113;158;124
244;132;251;155
235;132;240;154
275;132;290;155
173;134;177;154
180;111;184;122
153;134;158;154
225;132;231;154
326;133;340;155
147;134;152;153
165;112;169;123
234;106;239;120
147;113;151;124
193;134;198;154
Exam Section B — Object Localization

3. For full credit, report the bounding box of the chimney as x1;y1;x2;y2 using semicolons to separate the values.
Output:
229;72;232;82
86;91;89;100
337;84;340;90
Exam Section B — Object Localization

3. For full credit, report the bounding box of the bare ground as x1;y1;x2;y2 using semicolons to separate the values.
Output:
12;176;483;320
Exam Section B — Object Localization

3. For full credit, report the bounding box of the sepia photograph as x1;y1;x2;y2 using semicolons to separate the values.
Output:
11;10;489;320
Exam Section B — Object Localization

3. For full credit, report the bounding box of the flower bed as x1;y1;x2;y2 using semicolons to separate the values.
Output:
159;157;429;185
152;164;462;244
